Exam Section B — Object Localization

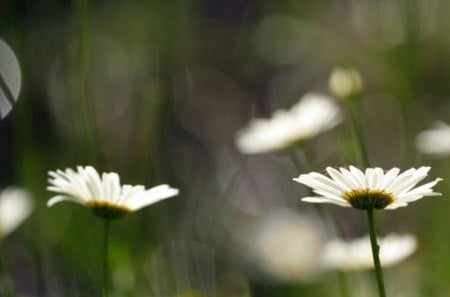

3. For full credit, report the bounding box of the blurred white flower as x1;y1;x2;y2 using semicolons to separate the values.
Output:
47;166;179;219
328;66;363;100
416;122;450;157
294;166;441;210
322;233;417;271
235;93;341;154
0;187;33;237
249;209;324;281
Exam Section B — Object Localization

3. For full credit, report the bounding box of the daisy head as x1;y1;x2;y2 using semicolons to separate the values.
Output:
321;233;417;271
47;166;179;219
294;166;441;210
235;93;342;154
416;122;450;157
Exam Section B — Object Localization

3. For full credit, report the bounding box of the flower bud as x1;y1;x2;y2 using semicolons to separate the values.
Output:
328;67;363;100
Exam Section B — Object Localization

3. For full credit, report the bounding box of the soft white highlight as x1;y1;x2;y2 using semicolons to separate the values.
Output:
328;67;363;99
322;233;417;271
294;166;441;209
235;93;341;154
0;187;33;236
47;166;179;211
250;209;324;281
416;122;450;157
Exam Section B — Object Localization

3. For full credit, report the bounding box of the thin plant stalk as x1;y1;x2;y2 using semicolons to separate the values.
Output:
347;98;386;297
366;207;386;297
291;147;313;173
0;249;13;297
102;218;111;297
72;0;101;165
338;271;351;297
347;101;370;167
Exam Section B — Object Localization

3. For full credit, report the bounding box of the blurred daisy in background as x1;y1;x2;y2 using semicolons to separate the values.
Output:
321;233;417;271
328;66;363;100
0;187;33;237
415;122;450;157
245;209;325;282
235;93;342;154
47;165;179;219
294;166;441;210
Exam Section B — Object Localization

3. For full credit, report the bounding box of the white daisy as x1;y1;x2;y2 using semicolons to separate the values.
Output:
322;233;417;271
416;122;450;157
0;187;33;237
294;166;441;210
47;166;179;219
235;93;342;154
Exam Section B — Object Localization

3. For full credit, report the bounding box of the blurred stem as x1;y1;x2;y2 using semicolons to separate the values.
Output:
366;207;386;297
102;218;111;297
347;101;369;168
338;272;351;297
290;147;312;172
73;0;100;165
349;97;386;296
0;247;13;297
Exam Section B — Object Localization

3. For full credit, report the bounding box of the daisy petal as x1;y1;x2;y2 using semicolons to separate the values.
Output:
47;195;85;207
301;197;350;207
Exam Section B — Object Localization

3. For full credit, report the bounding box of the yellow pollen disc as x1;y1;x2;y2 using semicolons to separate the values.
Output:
85;200;131;219
342;189;395;210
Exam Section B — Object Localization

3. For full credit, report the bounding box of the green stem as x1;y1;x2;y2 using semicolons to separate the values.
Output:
294;147;313;172
338;271;351;297
102;218;111;297
347;101;370;168
72;0;101;165
0;249;13;297
366;207;386;297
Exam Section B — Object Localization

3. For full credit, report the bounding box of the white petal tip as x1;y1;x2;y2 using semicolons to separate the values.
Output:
47;196;82;208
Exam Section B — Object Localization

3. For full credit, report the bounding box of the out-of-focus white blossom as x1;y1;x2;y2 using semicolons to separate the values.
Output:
249;209;324;281
235;93;341;154
328;67;363;100
322;233;417;271
0;187;33;237
416;122;450;157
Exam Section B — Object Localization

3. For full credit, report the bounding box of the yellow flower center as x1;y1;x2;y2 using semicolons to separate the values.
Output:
342;189;395;210
86;200;131;219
